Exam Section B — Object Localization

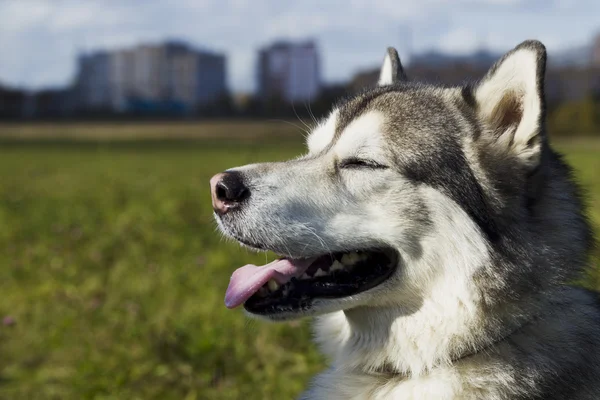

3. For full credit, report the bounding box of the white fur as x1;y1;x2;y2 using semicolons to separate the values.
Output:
334;111;387;162
378;53;394;86
307;109;338;154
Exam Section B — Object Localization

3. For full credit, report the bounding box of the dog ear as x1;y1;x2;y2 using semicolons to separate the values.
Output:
378;47;407;86
474;40;547;169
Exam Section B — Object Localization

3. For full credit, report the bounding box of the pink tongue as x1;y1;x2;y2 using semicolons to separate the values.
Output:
225;257;315;309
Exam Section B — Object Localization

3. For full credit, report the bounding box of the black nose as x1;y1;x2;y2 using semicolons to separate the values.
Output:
210;171;249;214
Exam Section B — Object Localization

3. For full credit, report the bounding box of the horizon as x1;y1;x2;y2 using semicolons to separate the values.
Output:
0;34;596;95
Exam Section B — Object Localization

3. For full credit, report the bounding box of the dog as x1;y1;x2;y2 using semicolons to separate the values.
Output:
210;40;600;399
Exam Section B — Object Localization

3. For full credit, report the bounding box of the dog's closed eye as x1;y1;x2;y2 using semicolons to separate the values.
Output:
339;158;388;170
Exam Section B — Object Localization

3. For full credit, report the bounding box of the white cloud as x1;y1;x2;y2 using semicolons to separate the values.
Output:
438;28;482;54
47;2;131;32
0;0;52;33
0;0;598;91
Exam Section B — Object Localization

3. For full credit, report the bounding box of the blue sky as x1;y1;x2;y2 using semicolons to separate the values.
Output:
0;0;598;92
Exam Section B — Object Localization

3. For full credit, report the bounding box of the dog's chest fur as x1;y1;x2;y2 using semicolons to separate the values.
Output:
301;288;600;400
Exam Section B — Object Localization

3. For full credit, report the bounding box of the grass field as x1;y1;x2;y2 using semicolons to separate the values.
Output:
0;123;598;400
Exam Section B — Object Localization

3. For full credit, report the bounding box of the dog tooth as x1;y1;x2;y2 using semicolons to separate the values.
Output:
340;254;351;265
300;273;310;280
342;253;361;266
267;279;280;292
331;260;344;272
314;269;327;278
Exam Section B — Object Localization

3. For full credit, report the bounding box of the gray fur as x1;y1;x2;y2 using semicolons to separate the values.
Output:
214;40;600;399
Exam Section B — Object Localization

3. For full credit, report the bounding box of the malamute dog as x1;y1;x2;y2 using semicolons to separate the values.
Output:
210;41;600;399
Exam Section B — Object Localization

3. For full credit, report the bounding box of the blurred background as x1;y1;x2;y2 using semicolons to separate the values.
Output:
0;1;599;399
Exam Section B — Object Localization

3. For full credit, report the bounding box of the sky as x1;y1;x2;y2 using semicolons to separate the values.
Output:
0;0;599;93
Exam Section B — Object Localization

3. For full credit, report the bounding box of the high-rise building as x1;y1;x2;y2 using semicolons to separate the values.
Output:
168;43;227;109
258;40;320;103
74;41;227;113
75;51;111;109
109;48;136;111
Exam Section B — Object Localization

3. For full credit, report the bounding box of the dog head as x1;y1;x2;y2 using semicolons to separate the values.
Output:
212;41;572;321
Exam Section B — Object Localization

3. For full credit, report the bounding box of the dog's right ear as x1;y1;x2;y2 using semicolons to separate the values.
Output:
378;47;407;86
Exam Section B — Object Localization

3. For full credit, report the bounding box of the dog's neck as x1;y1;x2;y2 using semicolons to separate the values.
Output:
315;281;484;376
313;279;529;377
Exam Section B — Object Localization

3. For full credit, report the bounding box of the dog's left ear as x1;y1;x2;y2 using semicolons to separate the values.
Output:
474;40;547;169
378;47;407;86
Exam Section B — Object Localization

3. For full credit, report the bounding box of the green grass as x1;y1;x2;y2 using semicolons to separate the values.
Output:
0;126;598;400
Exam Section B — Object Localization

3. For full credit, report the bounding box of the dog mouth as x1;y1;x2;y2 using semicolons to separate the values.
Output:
224;248;398;315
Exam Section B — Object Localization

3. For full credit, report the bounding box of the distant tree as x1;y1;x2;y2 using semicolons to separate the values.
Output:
548;96;600;136
0;85;27;120
197;94;235;117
